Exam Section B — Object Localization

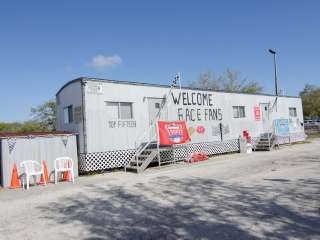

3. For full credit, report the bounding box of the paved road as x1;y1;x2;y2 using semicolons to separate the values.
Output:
0;139;319;240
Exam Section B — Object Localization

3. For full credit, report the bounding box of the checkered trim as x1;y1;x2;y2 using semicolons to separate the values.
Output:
79;139;240;172
173;139;239;161
79;149;135;172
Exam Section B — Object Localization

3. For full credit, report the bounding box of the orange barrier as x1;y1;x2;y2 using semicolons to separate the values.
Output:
62;171;70;181
62;161;71;181
39;160;49;184
9;163;21;189
188;152;209;163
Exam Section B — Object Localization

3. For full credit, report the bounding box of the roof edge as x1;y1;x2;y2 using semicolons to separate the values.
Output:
56;77;85;96
56;76;301;99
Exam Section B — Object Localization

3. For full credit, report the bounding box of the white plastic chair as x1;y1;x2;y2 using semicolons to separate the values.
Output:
20;160;46;190
54;157;75;184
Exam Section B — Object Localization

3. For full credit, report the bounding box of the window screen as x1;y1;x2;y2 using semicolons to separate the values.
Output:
106;102;119;118
233;106;239;118
63;105;73;124
63;108;69;124
155;102;161;109
233;106;245;118
239;106;245;118
106;101;133;119
119;102;133;119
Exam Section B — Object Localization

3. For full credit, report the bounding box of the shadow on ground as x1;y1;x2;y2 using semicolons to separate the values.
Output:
38;177;320;240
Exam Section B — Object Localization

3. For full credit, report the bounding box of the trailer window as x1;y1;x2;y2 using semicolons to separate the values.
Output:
63;105;73;124
155;102;161;109
106;102;133;119
119;102;133;119
106;102;119;118
289;107;297;117
233;106;245;118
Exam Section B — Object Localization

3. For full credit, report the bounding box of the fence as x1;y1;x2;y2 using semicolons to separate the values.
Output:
0;132;78;188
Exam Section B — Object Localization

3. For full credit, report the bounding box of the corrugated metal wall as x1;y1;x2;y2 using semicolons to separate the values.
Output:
0;134;78;188
83;80;305;153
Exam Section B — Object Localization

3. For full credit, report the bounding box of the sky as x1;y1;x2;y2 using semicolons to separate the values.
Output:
0;0;319;122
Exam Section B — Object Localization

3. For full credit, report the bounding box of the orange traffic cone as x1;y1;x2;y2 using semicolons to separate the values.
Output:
10;163;21;189
62;161;70;181
62;171;70;181
39;160;49;184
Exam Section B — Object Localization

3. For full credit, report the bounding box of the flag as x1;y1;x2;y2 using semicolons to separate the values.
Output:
158;121;191;145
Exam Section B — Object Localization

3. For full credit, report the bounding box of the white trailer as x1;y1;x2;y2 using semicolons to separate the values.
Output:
56;77;305;172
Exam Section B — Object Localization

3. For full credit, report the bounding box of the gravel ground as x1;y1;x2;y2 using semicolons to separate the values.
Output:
0;139;319;240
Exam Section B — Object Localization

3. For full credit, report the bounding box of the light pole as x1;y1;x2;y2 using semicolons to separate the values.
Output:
268;49;278;96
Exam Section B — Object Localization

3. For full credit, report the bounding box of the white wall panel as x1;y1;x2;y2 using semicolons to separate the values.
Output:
83;80;304;153
56;81;84;153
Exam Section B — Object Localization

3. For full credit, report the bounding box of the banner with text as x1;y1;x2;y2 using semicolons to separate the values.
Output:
158;121;191;145
254;106;261;121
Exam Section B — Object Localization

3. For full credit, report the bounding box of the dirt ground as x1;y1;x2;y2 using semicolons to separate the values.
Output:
0;139;319;240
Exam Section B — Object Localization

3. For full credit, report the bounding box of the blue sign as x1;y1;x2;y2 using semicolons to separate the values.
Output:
274;119;290;136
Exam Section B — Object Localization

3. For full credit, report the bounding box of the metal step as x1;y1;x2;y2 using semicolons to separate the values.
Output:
257;143;271;146
254;132;276;151
128;160;143;166
255;148;271;151
125;81;178;173
259;139;270;142
125;165;140;173
125;149;158;173
255;144;271;149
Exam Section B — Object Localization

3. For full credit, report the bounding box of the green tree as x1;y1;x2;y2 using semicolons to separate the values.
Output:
0;100;56;133
31;100;56;131
189;68;263;93
0;122;22;132
300;84;320;118
0;121;46;133
20;121;47;132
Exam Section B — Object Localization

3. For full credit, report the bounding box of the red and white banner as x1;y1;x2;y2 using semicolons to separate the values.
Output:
158;121;191;145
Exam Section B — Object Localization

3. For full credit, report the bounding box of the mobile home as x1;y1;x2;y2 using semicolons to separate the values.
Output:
56;77;305;172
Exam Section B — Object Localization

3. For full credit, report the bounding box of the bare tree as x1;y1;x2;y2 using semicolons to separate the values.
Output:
189;68;262;94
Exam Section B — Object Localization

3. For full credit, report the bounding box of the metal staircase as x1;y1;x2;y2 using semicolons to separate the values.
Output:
124;144;158;173
255;132;278;151
254;96;279;151
124;74;181;173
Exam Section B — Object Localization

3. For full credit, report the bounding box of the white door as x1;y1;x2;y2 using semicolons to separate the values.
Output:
148;98;164;125
147;98;167;140
260;103;270;133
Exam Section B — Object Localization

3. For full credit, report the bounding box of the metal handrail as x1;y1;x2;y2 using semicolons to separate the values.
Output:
125;80;179;171
133;83;175;149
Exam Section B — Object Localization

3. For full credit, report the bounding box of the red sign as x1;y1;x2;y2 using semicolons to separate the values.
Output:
196;125;205;134
158;121;191;145
254;106;261;121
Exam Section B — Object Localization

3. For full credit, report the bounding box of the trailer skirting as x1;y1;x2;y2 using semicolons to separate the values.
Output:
79;139;240;172
79;131;306;173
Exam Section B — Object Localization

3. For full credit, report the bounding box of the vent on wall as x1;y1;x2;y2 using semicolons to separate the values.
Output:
87;82;103;95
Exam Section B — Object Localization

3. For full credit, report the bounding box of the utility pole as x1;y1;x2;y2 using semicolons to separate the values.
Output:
268;49;278;96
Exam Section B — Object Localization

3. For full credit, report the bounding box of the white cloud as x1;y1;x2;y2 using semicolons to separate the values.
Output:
89;54;122;69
